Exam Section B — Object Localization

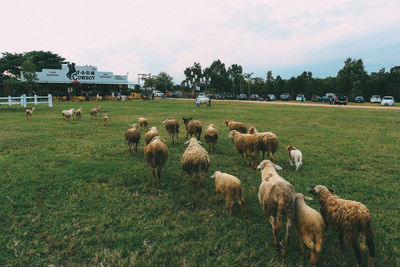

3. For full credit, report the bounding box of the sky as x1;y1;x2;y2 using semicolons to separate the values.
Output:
1;0;400;83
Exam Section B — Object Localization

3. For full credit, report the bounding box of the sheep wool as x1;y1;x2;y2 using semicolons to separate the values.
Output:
75;108;82;121
181;137;210;185
125;124;140;155
144;136;168;186
25;107;35;119
182;117;202;140
211;171;246;217
145;126;159;145
309;185;375;267
204;124;219;154
225;120;246;133
163;119;179;144
229;130;259;169
139;117;149;130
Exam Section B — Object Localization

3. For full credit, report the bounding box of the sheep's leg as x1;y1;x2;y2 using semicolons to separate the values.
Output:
268;216;280;250
282;219;292;257
350;239;362;267
289;158;293;166
269;152;274;163
226;196;234;216
176;133;178;143
338;231;345;252
262;150;265;160
157;167;161;185
295;229;305;254
129;144;132;156
151;168;156;186
134;142;138;152
310;241;322;267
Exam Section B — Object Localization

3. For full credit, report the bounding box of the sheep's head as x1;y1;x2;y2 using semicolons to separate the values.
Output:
182;117;192;125
224;120;232;127
286;145;296;151
151;136;166;143
308;185;334;196
32;107;36;111
228;130;238;140
295;193;313;201
248;126;257;134
208;124;217;129
149;126;158;131
71;108;76;113
256;160;282;171
210;171;221;179
184;137;202;145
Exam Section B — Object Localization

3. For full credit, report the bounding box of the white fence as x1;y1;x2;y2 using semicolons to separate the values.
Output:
0;94;53;108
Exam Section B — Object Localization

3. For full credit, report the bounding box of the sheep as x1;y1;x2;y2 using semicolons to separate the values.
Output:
210;171;246;217
125;124;141;155
182;117;202;140
61;108;75;121
144;136;168;186
309;185;375;267
139;117;148;130
247;126;278;162
96;105;101;111
286;145;302;171
90;107;99;119
225;120;246;133
257;160;295;257
204;124;219;154
103;113;109;127
25;107;35;119
181;137;210;185
229;130;259;169
162;119;179;144
75;108;82;121
294;193;325;267
145;126;159;145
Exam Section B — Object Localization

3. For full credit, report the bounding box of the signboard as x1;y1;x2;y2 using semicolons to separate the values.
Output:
21;63;128;85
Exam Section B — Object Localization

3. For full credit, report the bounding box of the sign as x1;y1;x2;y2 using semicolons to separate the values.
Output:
21;63;128;85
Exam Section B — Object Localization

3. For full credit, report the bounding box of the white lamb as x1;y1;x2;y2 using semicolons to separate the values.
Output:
286;145;302;171
62;108;75;121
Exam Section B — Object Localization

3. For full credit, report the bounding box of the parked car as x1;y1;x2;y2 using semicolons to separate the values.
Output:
370;95;381;103
214;93;225;100
354;96;364;103
330;93;348;105
381;96;395;106
295;94;306;101
238;94;248;100
154;91;165;98
226;94;235;100
267;94;276;101
250;94;260;101
170;91;182;98
318;96;332;103
280;93;291;100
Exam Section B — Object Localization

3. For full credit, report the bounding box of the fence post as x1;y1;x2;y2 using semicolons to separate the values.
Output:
9;96;11;106
23;94;27;107
48;94;53;108
34;94;38;105
21;95;24;106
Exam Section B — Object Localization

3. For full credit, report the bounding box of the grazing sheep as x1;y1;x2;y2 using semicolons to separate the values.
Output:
125;124;140;155
62;108;75;121
103;113;109;127
248;126;278;162
145;126;159;145
257;160;295;257
90;107;98;119
286;145;302;171
182;117;202;140
295;193;325;267
309;185;375;267
225;120;246;133
181;137;210;185
229;130;259;169
139;117;148;130
211;171;246;217
96;105;101;111
163;119;179;144
25;107;35;119
144;136;168;186
204;124;219;154
75;108;82;121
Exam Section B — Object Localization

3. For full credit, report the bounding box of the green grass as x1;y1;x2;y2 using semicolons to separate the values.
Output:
0;100;399;266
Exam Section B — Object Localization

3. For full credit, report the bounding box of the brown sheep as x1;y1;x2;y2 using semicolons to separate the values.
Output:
181;137;210;185
90;107;98;119
204;124;219;154
144;136;168;186
211;171;246;217
295;193;325;267
139;117;148;130
25;107;35;119
225;120;246;133
103;114;109;127
163;119;179;144
257;160;295;257
75;108;82;121
125;124;140;155
145;126;159;145
248;126;278;162
229;130;258;169
309;185;375;267
182;117;202;140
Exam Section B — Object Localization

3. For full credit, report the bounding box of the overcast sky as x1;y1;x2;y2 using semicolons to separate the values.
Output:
1;0;399;82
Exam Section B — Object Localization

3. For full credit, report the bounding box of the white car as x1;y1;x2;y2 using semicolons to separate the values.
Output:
295;94;306;101
154;91;165;97
381;96;395;106
370;95;381;103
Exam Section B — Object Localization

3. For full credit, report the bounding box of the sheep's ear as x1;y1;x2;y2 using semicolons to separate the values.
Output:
162;120;166;124
328;188;334;193
304;196;313;201
161;138;166;142
184;140;190;145
274;164;282;171
256;164;263;170
197;140;202;144
210;174;215;179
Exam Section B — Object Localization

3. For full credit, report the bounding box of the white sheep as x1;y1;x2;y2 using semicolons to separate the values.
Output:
144;136;168;186
257;160;295;257
181;137;210;185
309;185;375;267
62;108;75;121
294;193;325;267
25;107;35;119
211;171;246;217
103;113;109;127
286;145;302;171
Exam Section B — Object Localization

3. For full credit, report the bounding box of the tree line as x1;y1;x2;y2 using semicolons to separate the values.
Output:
1;50;399;100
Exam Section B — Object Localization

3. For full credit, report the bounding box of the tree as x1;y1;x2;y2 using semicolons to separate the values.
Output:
207;59;230;94
0;52;25;78
25;51;65;71
155;72;173;93
337;58;368;98
21;56;38;94
266;70;274;94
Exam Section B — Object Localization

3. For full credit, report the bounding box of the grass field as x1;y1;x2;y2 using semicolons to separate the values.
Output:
0;99;399;266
